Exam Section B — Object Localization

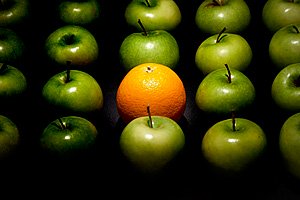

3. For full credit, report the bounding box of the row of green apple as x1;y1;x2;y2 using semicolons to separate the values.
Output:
0;0;299;177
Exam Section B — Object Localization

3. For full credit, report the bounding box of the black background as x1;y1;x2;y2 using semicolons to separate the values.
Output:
1;0;300;199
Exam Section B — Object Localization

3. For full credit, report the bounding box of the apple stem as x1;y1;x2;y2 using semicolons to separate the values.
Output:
65;61;72;83
147;105;154;128
145;0;151;7
293;25;299;33
231;112;236;132
216;27;227;43
0;63;7;73
58;118;66;130
138;19;148;36
214;0;224;6
225;64;232;83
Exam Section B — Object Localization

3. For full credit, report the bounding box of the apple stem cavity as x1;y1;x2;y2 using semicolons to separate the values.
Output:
225;64;232;83
216;27;227;43
147;105;154;128
0;63;7;73
138;19;148;36
293;25;300;33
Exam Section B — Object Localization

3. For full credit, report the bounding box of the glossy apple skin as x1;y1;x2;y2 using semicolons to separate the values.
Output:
120;115;185;174
119;30;179;71
125;0;181;31
271;63;300;111
195;68;256;115
0;0;30;27
269;24;300;69
42;70;104;114
0;63;27;98
279;112;300;179
0;27;25;65
195;0;251;34
202;118;267;174
262;0;300;33
58;0;100;25
0;115;20;159
45;25;99;68
195;32;252;75
40;116;98;157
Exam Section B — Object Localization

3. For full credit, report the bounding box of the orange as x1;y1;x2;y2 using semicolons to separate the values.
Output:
116;63;186;124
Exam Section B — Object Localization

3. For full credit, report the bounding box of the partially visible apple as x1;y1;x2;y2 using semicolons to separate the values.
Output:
40;115;98;158
124;0;181;31
0;115;20;160
0;63;27;98
195;64;256;115
119;19;180;71
42;69;104;114
271;63;300;111
195;27;253;75
202;116;267;175
44;25;99;68
279;112;300;179
0;0;30;27
0;27;25;65
262;0;300;33
119;106;185;174
269;24;300;70
57;0;100;26
195;0;251;34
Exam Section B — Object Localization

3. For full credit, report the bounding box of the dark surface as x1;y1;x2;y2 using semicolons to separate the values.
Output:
1;0;300;199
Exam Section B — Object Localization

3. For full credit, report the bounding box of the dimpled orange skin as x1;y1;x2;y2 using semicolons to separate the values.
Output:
116;63;186;124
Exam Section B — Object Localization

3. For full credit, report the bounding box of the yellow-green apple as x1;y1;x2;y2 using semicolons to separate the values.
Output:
195;0;251;34
40;115;98;158
57;0;100;26
0;115;20;160
279;112;300;180
119;106;185;174
262;0;300;33
119;19;180;71
269;24;300;70
195;64;256;115
44;25;99;68
202;116;267;174
195;27;252;75
42;69;104;114
0;27;25;65
0;63;27;98
0;0;30;27
124;0;181;31
271;63;300;111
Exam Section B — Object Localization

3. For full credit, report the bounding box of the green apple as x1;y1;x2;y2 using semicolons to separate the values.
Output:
262;0;300;33
0;115;20;159
195;27;253;75
195;64;256;115
44;25;99;68
195;0;251;34
42;69;104;114
119;19;180;71
269;24;300;70
0;27;25;65
125;0;181;31
279;112;300;179
58;0;100;26
271;63;300;111
0;63;27;98
0;0;30;27
202;117;267;174
119;107;185;174
40;115;98;158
